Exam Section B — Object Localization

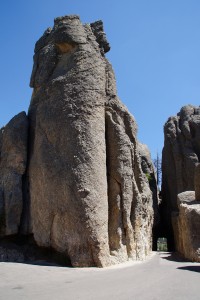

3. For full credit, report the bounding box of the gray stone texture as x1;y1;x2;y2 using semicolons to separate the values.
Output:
194;163;200;200
138;143;160;250
162;105;200;258
0;16;154;267
0;112;28;236
27;15;154;267
172;191;200;262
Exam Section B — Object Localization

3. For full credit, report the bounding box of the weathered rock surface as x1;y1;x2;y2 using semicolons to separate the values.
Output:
27;15;154;267
0;15;155;267
172;191;200;262
195;163;200;200
0;112;28;236
139;143;160;250
162;105;200;255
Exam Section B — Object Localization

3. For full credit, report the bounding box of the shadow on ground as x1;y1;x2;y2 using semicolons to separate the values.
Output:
177;266;200;273
159;252;190;263
159;252;200;273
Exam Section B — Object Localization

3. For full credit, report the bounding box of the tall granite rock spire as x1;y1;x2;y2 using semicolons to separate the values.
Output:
162;105;200;260
0;15;154;267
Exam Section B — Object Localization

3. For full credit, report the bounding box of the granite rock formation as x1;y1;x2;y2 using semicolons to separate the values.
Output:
162;105;200;256
139;143;160;250
0;112;28;236
172;189;200;262
172;164;200;262
0;15;154;267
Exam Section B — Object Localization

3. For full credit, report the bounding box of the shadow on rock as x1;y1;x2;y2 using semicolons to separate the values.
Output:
0;235;72;268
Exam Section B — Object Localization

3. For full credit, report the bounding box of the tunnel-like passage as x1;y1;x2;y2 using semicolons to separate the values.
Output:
157;237;168;251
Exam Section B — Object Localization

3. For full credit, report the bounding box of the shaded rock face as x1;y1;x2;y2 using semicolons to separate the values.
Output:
162;105;200;252
138;143;160;250
0;112;28;236
27;15;154;267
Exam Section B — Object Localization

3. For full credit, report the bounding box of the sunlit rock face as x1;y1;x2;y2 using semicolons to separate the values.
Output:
0;15;154;267
172;190;200;262
28;15;154;267
162;105;200;259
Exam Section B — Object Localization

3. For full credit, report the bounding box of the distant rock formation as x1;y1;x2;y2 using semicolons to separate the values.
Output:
139;143;160;251
162;105;200;258
0;15;155;267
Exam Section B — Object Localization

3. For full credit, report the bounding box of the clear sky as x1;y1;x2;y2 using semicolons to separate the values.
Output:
1;0;200;158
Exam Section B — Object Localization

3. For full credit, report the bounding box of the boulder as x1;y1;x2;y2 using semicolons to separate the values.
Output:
172;191;200;262
28;15;154;267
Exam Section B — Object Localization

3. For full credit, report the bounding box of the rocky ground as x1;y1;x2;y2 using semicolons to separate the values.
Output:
0;252;200;300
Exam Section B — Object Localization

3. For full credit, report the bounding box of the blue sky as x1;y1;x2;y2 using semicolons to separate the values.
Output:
1;0;200;158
